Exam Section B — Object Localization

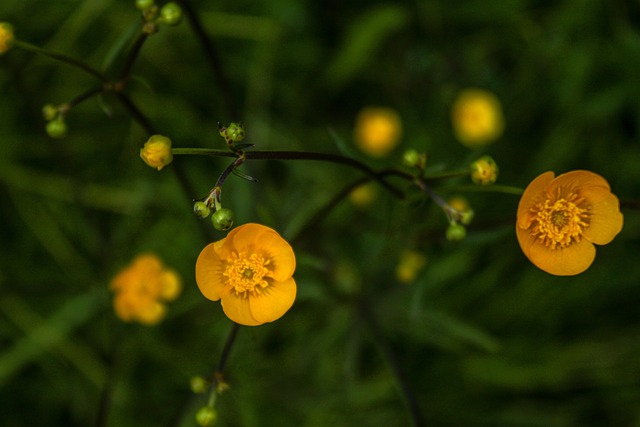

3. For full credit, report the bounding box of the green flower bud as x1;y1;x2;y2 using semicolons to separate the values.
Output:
195;406;217;426
470;155;498;186
193;201;211;218
402;149;421;168
211;208;234;231
135;0;154;10
190;376;209;394
42;104;58;121
46;118;67;139
459;209;475;225
160;2;183;26
446;223;466;242
225;122;245;142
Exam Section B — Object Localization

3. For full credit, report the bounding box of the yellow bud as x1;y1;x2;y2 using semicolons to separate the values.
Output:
195;406;217;426
140;135;173;171
0;23;15;55
470;155;498;185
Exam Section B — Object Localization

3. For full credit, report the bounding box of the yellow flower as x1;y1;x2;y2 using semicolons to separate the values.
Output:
0;23;14;55
195;223;297;326
110;253;182;325
140;135;173;171
516;170;623;276
354;107;402;158
396;250;427;284
349;182;378;208
451;88;504;147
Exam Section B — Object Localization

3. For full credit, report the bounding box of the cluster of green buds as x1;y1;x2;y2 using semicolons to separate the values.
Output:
444;196;474;243
190;373;229;426
193;187;235;231
135;0;183;33
42;104;68;139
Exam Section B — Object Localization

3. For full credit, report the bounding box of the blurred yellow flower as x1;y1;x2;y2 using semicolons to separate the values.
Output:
396;250;427;284
0;23;14;55
110;253;182;325
140;134;173;171
516;170;623;276
451;88;504;147
354;107;402;157
349;182;378;208
196;223;297;326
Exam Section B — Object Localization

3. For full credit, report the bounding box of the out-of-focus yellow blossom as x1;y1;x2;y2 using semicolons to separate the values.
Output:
354;107;403;158
349;182;378;208
140;134;173;171
448;196;474;225
196;223;297;326
396;250;427;284
0;23;14;55
451;88;504;147
110;253;182;325
470;156;499;185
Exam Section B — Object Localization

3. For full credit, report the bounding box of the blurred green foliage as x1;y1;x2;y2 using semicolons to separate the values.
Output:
1;0;640;426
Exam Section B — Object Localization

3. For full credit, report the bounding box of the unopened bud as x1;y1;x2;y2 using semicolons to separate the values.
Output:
470;155;498;185
195;406;217;426
211;208;234;231
193;201;211;218
160;2;183;26
190;376;208;394
446;223;466;242
46;118;67;139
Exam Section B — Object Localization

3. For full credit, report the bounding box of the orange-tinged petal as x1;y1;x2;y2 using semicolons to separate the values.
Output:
552;170;611;193
582;187;624;245
249;277;297;324
517;171;554;229
258;231;296;282
517;227;596;276
195;243;227;301
220;291;261;326
231;223;277;251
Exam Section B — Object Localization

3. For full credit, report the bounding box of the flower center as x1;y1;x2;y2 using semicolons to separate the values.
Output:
530;194;590;249
224;253;271;297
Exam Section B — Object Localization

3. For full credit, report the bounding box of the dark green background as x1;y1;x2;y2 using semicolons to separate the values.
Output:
1;0;639;426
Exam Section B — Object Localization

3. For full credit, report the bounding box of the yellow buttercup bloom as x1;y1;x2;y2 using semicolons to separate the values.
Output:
516;170;623;276
354;107;402;158
0;23;14;55
396;250;427;284
451;88;504;147
470;156;499;185
196;223;297;326
140;135;173;171
110;253;182;325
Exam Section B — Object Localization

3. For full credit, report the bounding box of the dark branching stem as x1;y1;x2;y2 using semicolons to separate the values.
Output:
118;32;149;83
216;323;240;375
358;300;426;427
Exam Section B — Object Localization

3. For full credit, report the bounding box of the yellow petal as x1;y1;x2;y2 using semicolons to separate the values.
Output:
517;171;554;229
220;291;261;326
517;228;595;276
258;231;296;282
582;187;624;245
552;170;611;193
249;277;297;324
195;243;226;301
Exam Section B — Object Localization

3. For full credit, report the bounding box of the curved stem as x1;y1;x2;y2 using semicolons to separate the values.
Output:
445;184;524;196
14;40;110;83
118;32;149;83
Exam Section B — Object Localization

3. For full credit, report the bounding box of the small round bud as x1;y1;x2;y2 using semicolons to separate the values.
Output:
160;2;183;26
195;406;217;426
46;118;67;139
446;223;466;242
135;0;154;10
42;104;58;121
225;122;245;142
402;149;421;168
211;208;234;231
193;201;211;219
470;155;498;185
0;23;15;55
140;135;173;171
190;376;209;394
459;209;475;226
